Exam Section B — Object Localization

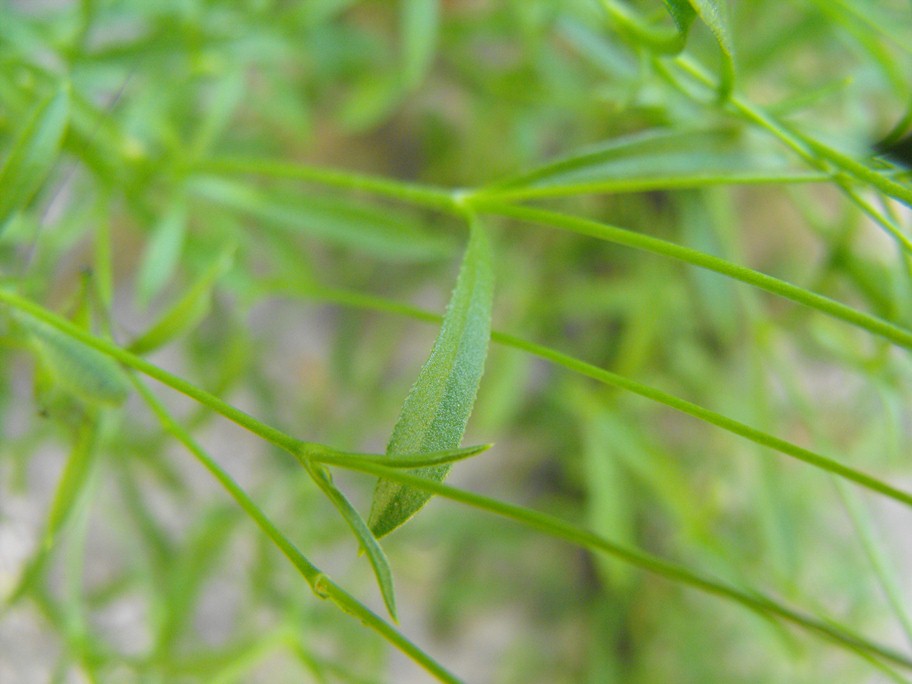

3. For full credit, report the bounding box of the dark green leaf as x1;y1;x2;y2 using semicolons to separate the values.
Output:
369;219;494;538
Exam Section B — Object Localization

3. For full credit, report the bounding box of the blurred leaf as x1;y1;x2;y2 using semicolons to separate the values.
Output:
662;0;697;34
482;128;807;199
189;177;453;261
581;402;635;591
16;311;129;407
339;70;402;133
689;0;735;96
0;83;70;230
369;219;494;538
128;245;235;355
45;421;99;548
136;193;189;306
400;0;439;90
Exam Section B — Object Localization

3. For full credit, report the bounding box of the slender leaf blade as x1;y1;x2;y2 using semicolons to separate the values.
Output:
689;0;736;96
482;128;808;199
401;0;439;90
137;194;189;306
0;83;70;230
128;245;235;355
369;220;494;538
306;462;398;620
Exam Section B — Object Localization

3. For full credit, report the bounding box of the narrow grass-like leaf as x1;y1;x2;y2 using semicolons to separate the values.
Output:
189;177;453;261
369;219;494;538
128;245;235;355
326;443;492;469
136;194;189;306
401;0;439;90
480;128;811;200
297;455;398;621
0;83;70;230
15;311;129;407
3;421;99;610
45;421;100;548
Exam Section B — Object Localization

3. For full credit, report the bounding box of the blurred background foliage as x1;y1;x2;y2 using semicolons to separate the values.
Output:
1;0;912;682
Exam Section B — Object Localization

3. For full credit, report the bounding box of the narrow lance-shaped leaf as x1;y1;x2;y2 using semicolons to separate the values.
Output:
479;128;809;200
0;83;70;230
128;245;235;355
136;193;189;306
304;461;398;620
401;0;440;90
369;219;494;538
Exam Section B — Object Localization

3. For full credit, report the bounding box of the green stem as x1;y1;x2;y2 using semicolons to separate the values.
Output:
469;201;912;351
130;376;459;684
308;453;912;675
193;157;459;212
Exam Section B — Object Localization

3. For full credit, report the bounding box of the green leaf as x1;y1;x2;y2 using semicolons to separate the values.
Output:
310;443;492;469
0;83;70;230
401;0;439;90
136;193;189;306
369;218;494;538
481;128;807;200
128;245;235;355
16;311;129;407
189;177;452;261
689;0;735;96
304;461;398;620
662;0;697;34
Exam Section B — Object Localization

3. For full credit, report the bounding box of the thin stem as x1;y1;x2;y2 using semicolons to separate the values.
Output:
307;453;912;675
130;376;459;684
469;201;912;351
193;157;459;212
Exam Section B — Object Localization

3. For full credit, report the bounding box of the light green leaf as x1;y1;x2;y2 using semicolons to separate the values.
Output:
401;0;439;90
189;177;452;261
481;128;807;200
689;0;735;96
0;83;70;230
136;194;189;306
46;421;98;548
128;245;235;355
369;218;494;538
16;312;129;407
